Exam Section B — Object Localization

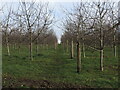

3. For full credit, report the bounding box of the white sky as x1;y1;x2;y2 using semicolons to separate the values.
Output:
0;1;74;44
0;0;120;2
0;0;120;44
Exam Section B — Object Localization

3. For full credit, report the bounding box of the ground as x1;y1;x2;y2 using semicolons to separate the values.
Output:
2;45;119;88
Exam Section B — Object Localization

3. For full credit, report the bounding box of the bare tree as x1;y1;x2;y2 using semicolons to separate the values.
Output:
2;5;13;56
61;2;120;72
62;2;89;73
108;3;118;58
16;1;54;60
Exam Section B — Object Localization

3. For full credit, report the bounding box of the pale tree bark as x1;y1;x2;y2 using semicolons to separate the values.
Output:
36;38;39;55
100;43;104;71
18;16;23;54
21;2;33;60
100;21;104;71
96;2;108;71
6;36;10;56
4;8;11;56
70;39;74;59
113;29;116;58
82;43;85;58
66;40;69;53
82;38;86;58
110;10;117;58
4;25;10;56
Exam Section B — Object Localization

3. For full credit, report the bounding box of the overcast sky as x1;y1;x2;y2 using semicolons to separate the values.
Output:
0;1;75;43
0;0;119;43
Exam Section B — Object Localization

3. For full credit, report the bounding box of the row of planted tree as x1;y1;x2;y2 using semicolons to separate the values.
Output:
1;2;58;60
1;1;120;73
61;2;120;73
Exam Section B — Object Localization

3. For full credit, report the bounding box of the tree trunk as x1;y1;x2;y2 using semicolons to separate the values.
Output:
18;44;21;53
6;36;10;56
66;40;68;53
63;43;66;52
46;44;48;49
83;43;86;58
36;38;38;55
100;48;103;71
29;30;33;60
114;45;117;58
100;28;104;71
70;40;74;59
7;42;10;56
54;42;57;50
77;42;81;73
113;30;116;58
14;43;17;50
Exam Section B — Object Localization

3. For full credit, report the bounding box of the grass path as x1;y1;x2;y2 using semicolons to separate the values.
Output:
2;45;118;88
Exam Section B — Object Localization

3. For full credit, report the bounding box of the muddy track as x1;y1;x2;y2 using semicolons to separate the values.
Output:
3;75;90;88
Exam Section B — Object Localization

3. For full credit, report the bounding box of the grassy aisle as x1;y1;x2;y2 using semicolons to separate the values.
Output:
2;45;118;88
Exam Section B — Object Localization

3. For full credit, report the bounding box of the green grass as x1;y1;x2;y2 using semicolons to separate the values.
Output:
2;44;118;88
